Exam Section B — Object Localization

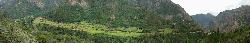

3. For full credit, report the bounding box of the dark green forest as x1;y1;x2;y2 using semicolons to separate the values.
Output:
0;0;250;43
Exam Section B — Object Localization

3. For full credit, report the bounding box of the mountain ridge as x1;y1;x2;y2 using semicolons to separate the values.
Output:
192;13;215;31
214;5;250;32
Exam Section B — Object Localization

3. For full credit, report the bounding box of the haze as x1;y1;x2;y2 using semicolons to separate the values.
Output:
171;0;250;16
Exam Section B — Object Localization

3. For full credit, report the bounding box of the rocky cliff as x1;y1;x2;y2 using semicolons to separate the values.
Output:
215;5;250;32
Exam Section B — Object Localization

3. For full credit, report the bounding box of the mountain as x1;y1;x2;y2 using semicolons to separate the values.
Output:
0;0;205;43
2;0;250;43
0;0;200;32
214;5;250;32
192;13;215;31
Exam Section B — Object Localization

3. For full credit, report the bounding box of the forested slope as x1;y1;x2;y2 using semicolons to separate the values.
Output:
192;13;215;31
0;0;250;43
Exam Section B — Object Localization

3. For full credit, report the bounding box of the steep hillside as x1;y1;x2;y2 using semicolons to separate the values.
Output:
0;0;206;43
215;5;250;32
192;13;215;31
0;0;200;32
2;0;250;43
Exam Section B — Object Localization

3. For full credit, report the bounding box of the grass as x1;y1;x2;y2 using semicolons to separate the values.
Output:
33;17;144;37
33;17;173;37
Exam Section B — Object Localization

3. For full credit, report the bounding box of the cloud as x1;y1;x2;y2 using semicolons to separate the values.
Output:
171;0;244;16
240;0;250;5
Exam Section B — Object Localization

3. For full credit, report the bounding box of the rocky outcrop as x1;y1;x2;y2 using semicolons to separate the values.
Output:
68;0;87;7
214;5;250;32
28;0;45;8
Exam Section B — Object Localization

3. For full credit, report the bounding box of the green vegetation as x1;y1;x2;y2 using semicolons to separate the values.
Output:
33;17;144;37
1;11;250;43
42;0;174;32
1;0;250;43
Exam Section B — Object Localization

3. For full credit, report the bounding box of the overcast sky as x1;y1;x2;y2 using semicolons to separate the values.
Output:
171;0;250;16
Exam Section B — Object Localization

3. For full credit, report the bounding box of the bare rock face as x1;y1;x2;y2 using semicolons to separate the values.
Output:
28;0;44;8
68;0;87;7
215;5;250;32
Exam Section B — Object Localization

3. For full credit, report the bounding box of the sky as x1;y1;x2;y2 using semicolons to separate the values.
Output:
171;0;250;16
